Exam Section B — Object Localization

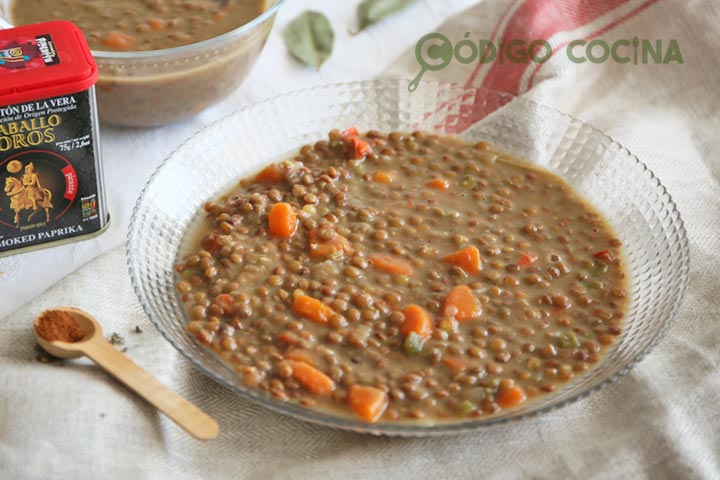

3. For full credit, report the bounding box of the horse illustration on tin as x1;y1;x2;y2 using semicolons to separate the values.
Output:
3;161;53;226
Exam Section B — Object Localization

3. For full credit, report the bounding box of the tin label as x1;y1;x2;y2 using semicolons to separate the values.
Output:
0;90;102;252
0;33;60;70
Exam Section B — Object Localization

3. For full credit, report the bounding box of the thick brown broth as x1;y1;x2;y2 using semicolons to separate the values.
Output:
175;130;628;424
12;0;266;52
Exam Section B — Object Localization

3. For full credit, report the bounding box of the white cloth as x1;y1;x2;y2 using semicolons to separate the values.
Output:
2;0;720;478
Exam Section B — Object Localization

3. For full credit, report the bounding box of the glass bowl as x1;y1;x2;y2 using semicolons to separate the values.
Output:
127;79;689;435
0;0;286;127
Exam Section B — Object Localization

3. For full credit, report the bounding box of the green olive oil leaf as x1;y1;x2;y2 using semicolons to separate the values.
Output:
284;11;334;69
357;0;417;31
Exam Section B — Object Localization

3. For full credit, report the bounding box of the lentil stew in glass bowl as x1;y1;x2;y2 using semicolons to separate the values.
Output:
0;0;286;127
127;79;689;435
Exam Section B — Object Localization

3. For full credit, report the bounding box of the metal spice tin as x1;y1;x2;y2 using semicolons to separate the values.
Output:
0;21;108;257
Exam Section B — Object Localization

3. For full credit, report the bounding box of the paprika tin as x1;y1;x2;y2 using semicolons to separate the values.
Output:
0;20;108;257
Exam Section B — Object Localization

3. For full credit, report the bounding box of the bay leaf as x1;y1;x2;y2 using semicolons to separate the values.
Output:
284;11;334;69
358;0;417;31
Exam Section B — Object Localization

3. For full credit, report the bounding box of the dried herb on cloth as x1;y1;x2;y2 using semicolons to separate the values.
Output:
284;3;416;66
357;0;417;31
284;11;334;69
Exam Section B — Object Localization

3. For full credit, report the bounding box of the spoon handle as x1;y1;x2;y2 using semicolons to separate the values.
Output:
82;339;219;440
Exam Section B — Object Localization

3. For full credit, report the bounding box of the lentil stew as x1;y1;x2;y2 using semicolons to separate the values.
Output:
12;0;267;52
175;129;628;424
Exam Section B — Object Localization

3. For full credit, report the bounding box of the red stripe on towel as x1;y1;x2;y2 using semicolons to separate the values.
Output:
480;0;631;94
526;0;661;88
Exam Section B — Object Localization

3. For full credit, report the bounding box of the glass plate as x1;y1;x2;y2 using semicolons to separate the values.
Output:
127;79;689;436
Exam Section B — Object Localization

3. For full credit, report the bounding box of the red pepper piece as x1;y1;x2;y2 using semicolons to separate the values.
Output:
594;250;614;262
200;232;221;254
518;252;538;267
343;127;360;138
341;127;371;159
349;136;371;159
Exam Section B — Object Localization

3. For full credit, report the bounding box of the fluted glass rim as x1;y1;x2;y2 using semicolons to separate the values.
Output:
127;78;689;436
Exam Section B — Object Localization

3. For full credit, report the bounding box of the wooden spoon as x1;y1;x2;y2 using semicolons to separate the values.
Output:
34;307;219;440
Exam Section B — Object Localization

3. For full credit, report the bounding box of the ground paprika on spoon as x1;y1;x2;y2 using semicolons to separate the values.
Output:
35;310;84;342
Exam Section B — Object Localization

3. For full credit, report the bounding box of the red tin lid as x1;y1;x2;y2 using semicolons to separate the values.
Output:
0;20;97;107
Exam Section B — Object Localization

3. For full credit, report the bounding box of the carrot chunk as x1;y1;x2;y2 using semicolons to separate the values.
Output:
255;164;284;184
348;385;388;423
372;170;395;184
215;293;233;304
286;349;316;366
443;285;482;321
497;386;527;408
293;294;334;325
400;305;433;340
101;31;134;50
268;202;297;238
442;246;482;274
518;252;538;267
426;178;449;190
442;356;466;373
308;229;354;258
289;361;335;396
369;254;414;276
147;18;167;31
277;332;300;346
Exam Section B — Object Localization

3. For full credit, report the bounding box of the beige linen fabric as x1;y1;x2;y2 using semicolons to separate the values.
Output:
2;1;720;478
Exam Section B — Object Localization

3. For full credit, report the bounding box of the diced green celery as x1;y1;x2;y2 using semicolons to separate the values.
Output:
461;175;474;188
181;268;199;279
464;387;487;402
438;318;458;333
558;331;580;348
394;275;409;286
457;400;476;416
593;260;608;274
404;332;424;355
254;255;267;265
